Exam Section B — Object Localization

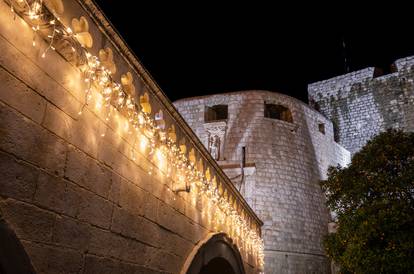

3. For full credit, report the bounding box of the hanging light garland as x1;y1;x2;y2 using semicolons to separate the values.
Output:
4;0;264;268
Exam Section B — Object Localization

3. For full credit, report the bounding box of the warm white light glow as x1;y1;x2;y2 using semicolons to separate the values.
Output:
155;147;166;171
139;134;148;153
6;0;265;268
95;95;102;110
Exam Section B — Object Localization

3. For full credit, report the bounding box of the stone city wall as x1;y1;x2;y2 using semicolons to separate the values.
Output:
0;0;263;273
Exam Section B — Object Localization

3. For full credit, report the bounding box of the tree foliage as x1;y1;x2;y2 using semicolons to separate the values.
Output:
321;130;414;274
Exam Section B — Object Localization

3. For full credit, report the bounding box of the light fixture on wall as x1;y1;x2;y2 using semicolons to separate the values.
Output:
173;184;191;194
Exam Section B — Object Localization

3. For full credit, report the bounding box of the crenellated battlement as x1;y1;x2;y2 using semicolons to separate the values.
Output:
308;55;414;102
395;55;414;70
308;67;375;101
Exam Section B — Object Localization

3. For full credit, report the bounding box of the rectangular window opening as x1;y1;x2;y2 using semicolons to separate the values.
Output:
205;105;228;122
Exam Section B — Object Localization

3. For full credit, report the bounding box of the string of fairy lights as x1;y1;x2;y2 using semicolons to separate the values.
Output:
5;0;264;267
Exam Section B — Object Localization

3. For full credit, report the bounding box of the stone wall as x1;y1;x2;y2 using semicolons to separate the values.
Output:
308;57;414;154
174;91;350;274
0;1;262;273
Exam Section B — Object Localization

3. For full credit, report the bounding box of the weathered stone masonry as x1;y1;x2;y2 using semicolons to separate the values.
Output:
174;91;350;274
0;0;263;273
308;56;414;154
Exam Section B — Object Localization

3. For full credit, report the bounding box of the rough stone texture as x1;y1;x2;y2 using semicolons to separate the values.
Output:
0;0;261;273
174;91;350;274
308;58;414;154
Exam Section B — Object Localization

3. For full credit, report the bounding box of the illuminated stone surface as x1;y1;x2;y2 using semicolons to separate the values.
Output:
0;0;262;273
308;58;414;154
174;91;350;273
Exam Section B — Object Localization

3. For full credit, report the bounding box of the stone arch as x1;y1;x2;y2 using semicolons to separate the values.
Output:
181;233;245;274
0;217;36;274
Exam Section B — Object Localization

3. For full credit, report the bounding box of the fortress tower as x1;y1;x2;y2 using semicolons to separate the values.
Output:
174;91;350;273
308;56;414;154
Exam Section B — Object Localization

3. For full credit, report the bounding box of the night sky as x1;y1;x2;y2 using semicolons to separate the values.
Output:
93;2;414;103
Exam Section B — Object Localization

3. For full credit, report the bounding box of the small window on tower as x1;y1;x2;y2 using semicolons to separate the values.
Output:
205;105;228;122
318;123;325;134
264;103;293;123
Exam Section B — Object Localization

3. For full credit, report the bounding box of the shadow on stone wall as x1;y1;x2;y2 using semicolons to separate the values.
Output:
0;216;36;274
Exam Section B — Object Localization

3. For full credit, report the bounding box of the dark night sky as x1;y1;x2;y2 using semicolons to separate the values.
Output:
93;2;414;103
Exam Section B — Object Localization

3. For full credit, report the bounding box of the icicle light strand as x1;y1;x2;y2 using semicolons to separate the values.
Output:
4;0;264;267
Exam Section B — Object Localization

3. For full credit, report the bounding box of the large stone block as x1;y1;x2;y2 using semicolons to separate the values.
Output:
34;172;67;214
158;199;206;244
88;227;127;259
146;248;182;273
0;199;55;243
0;150;38;202
0;102;67;176
70;108;106;159
53;215;91;251
108;173;122;205
98;140;155;194
119;238;153;266
75;185;113;229
23;241;84;274
83;255;167;274
111;206;160;247
144;193;158;222
83;255;119;274
65;145;112;198
119;180;147;216
41;103;75;144
156;200;180;233
0;66;46;124
158;228;193;258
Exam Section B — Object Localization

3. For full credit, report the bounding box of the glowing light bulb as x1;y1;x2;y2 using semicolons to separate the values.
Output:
103;86;112;95
100;75;108;83
139;135;148;152
124;120;129;132
95;99;102;110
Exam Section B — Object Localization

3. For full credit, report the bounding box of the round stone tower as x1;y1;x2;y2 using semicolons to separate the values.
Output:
174;91;350;273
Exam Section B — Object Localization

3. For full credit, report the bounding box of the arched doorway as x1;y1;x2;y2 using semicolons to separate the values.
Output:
184;233;245;274
0;217;36;274
199;257;236;274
